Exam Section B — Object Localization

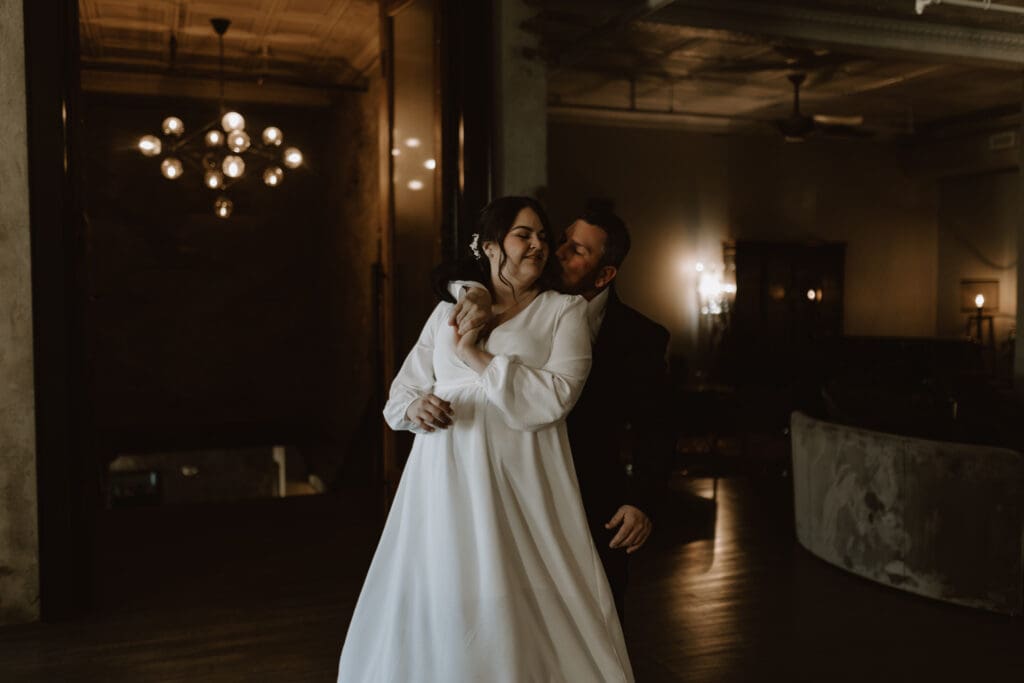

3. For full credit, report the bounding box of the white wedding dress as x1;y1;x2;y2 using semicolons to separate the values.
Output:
337;291;634;682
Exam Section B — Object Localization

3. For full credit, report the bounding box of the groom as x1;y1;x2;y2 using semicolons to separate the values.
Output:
447;205;673;620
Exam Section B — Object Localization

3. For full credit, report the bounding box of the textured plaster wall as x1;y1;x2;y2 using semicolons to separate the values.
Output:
494;0;547;197
0;0;41;624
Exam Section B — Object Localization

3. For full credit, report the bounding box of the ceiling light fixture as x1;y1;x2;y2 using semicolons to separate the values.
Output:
136;18;303;218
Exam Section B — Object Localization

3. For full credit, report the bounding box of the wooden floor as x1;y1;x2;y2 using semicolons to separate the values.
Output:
1;475;1021;682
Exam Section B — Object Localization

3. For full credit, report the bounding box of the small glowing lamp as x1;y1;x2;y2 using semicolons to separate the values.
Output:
262;127;283;146
222;155;245;178
160;157;183;179
138;135;161;157
227;130;251;153
162;116;184;136
221;111;245;132
263;166;284;187
283;147;303;169
204;170;224;189
205;130;224;147
214;196;233;219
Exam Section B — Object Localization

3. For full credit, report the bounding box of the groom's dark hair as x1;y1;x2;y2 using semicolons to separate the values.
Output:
579;199;631;270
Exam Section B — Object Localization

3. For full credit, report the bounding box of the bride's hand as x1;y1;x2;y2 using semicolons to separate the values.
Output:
405;394;454;432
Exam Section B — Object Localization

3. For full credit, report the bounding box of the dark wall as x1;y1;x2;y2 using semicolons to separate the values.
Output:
548;121;939;360
81;93;348;455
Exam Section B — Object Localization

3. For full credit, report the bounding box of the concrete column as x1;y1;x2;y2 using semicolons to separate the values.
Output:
1017;77;1024;394
493;0;547;198
0;0;40;625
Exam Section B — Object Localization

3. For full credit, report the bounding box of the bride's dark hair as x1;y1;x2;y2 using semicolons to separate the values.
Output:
432;196;558;302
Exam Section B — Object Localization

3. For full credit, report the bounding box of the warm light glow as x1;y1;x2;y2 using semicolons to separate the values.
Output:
263;166;284;187
807;289;817;301
138;135;161;157
160;157;183;179
405;137;421;148
976;293;985;309
205;130;224;147
816;288;823;302
214;196;233;219
221;111;245;132
227;130;251;153
204;170;223;189
162;116;184;136
222;155;245;178
699;272;723;300
283;147;303;169
407;179;424;191
424;158;436;170
391;148;401;156
262;126;283;146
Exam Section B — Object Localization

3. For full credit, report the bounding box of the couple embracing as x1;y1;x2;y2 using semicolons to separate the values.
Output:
338;196;673;682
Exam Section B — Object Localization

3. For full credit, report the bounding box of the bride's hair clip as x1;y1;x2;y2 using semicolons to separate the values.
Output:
469;233;481;260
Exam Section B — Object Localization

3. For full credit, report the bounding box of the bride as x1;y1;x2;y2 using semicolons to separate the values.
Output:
337;196;634;682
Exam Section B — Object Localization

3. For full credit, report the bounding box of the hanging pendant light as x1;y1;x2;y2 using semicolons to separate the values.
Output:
135;17;304;218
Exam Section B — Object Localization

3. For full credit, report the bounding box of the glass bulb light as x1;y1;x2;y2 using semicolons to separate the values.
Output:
160;157;183;179
222;155;245;178
162;116;184;136
204;170;224;189
205;130;224;147
227;130;251;153
262;127;282;146
138;135;161;157
221;111;245;132
283;147;303;169
263;166;284;187
214;196;233;219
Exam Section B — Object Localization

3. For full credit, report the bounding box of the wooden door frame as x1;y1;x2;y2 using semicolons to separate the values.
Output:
23;0;94;621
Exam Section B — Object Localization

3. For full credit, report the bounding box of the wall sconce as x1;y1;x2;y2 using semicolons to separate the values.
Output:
696;262;736;316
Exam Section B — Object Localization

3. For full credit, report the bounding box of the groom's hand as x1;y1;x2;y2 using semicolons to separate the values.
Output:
450;286;493;335
606;505;653;554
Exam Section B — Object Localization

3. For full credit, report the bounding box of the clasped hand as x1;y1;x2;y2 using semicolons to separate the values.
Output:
450;287;493;368
406;394;454;432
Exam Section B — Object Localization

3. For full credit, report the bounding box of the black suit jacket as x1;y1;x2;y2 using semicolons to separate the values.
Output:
568;287;673;528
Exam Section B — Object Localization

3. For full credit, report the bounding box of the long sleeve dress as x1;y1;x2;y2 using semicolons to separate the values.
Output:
337;290;634;683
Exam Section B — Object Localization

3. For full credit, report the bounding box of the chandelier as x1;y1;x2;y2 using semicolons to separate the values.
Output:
136;18;303;219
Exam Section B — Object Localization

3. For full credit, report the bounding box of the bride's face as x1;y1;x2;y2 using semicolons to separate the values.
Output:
485;207;548;291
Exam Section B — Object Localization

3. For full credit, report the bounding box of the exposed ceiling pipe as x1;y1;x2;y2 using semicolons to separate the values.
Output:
916;0;1024;17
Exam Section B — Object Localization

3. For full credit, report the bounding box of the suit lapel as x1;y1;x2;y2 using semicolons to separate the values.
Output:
591;288;626;384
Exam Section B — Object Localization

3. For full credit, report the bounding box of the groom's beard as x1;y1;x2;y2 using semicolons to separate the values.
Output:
557;263;603;296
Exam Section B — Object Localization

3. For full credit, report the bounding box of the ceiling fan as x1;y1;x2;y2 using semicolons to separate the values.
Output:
776;72;867;142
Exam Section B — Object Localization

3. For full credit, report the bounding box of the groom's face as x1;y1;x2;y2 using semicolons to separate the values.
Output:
556;219;607;294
